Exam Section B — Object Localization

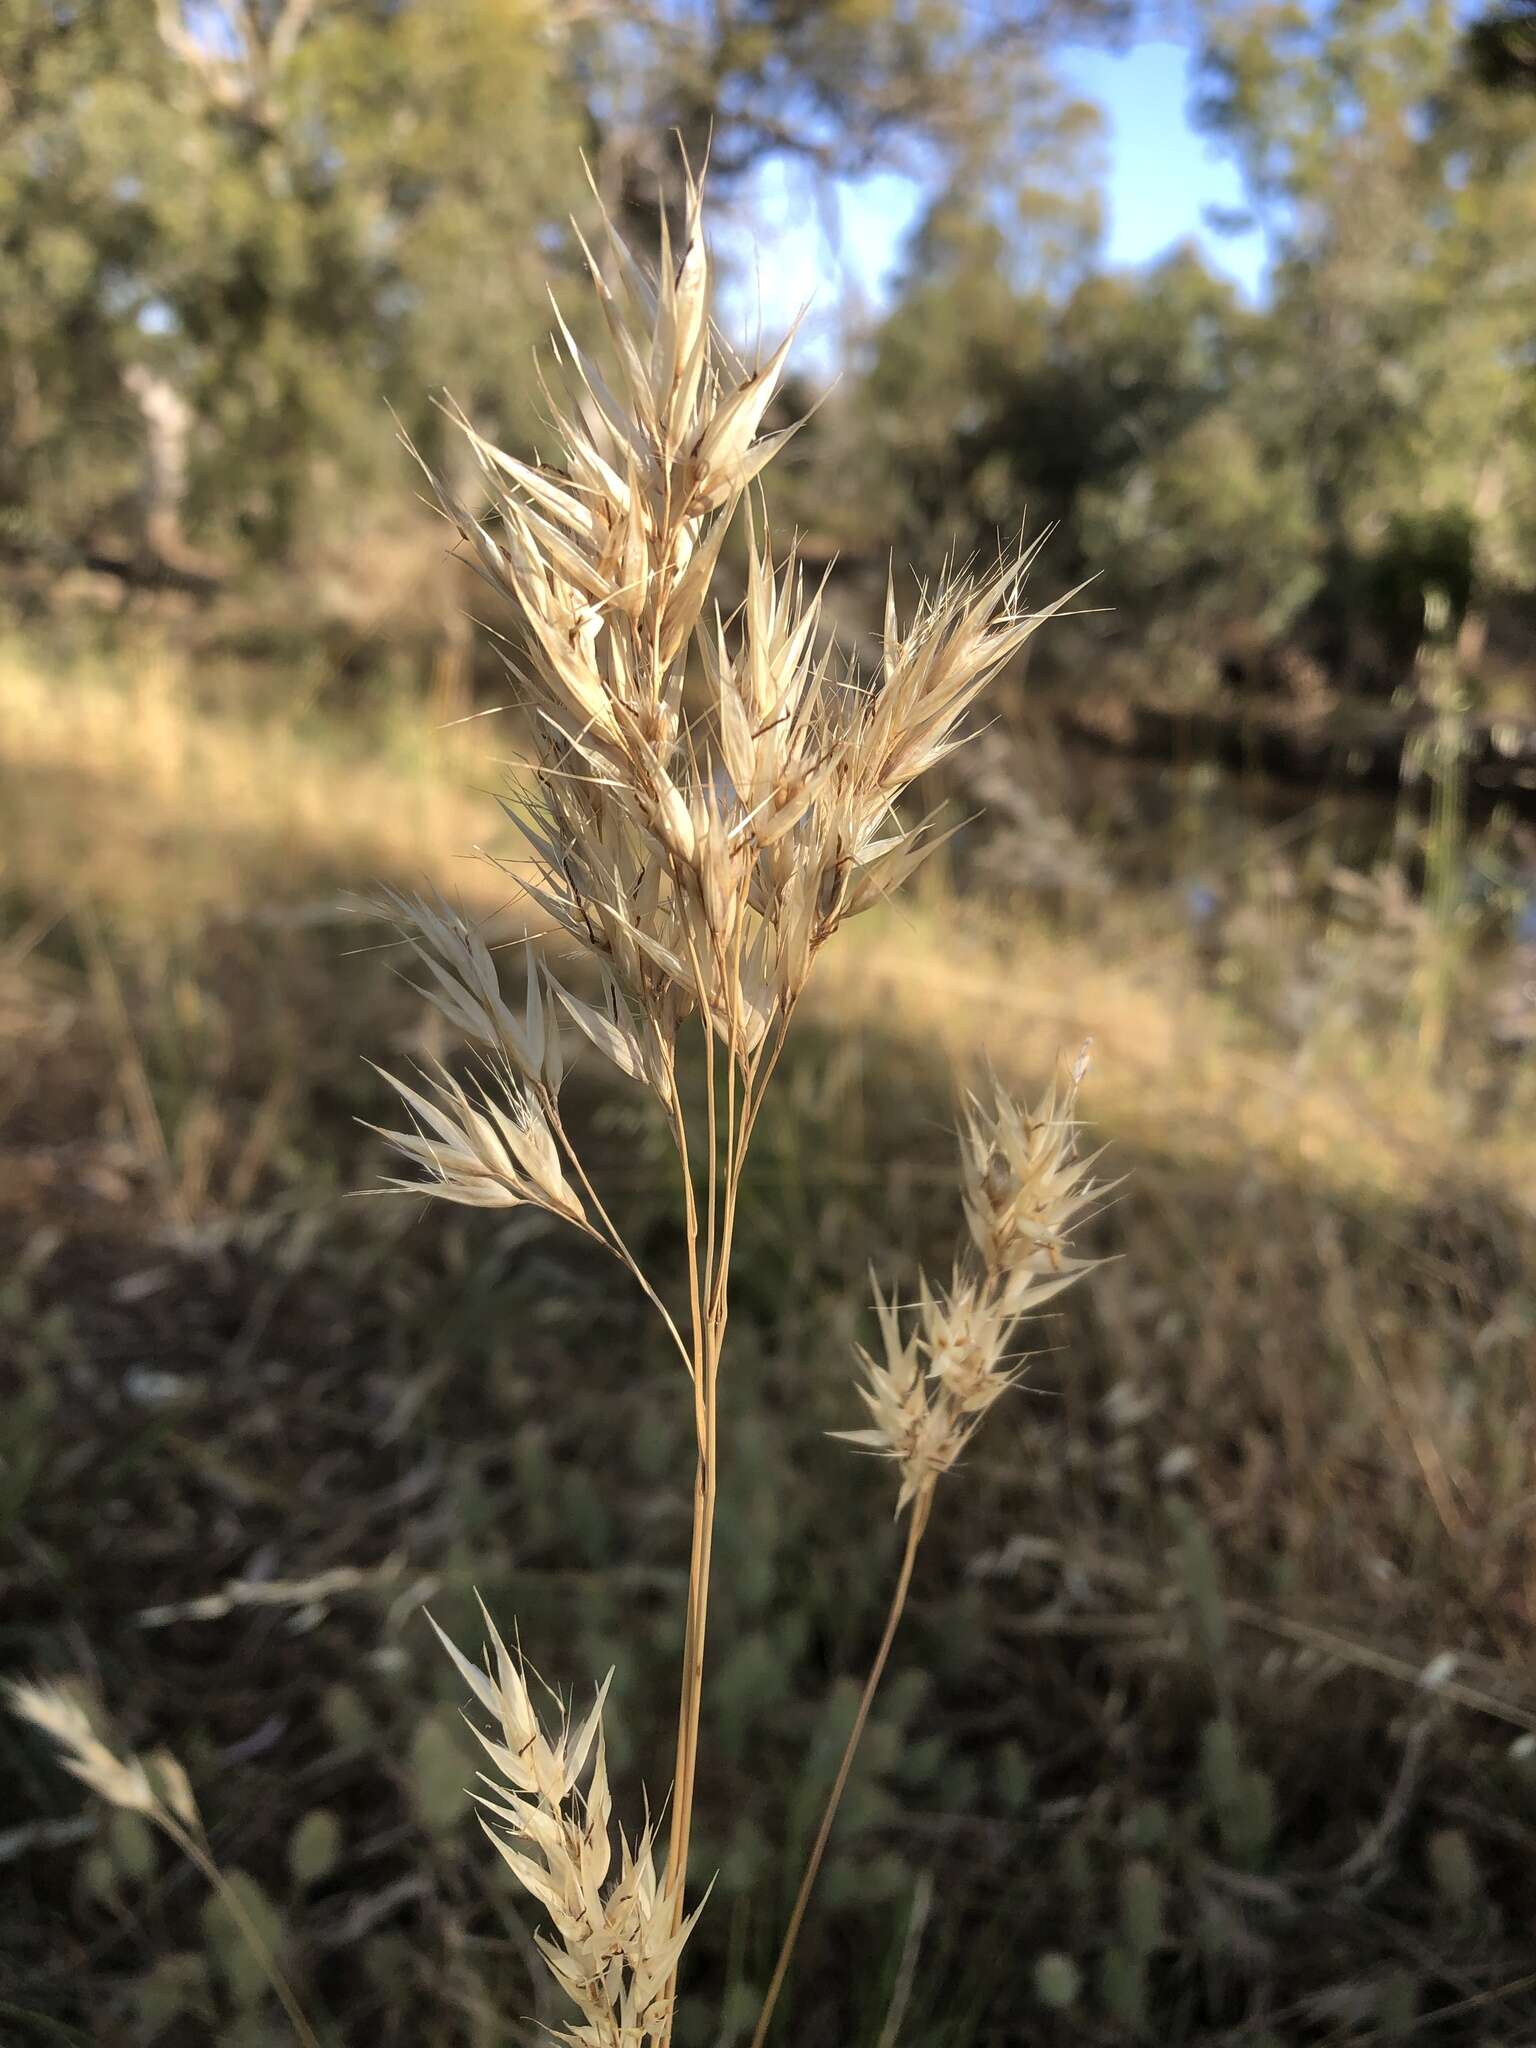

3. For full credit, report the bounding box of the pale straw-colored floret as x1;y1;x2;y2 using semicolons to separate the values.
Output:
418;158;793;784
379;888;566;1094
431;1607;699;2048
839;1056;1103;1514
8;1679;202;1835
368;1058;586;1222
958;1048;1102;1296
11;1681;323;2047
838;1274;957;1514
919;1273;1020;1414
9;1680;159;1815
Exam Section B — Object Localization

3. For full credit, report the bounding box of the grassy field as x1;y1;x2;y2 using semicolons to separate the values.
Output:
3;623;1535;2047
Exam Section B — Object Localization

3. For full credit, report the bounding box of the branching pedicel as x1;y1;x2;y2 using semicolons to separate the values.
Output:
368;164;1102;2046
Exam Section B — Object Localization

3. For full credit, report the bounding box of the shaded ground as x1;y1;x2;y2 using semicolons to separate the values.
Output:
3;632;1536;2046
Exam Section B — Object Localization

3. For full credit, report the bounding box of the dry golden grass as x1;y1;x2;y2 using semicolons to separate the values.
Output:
5;600;1536;2040
818;898;1535;1212
0;636;489;927
3;629;1528;1221
355;165;1105;2048
4;178;1533;2045
8;166;1099;2047
3;151;1536;2039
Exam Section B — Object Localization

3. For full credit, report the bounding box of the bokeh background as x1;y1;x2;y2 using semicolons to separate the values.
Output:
3;3;1536;2043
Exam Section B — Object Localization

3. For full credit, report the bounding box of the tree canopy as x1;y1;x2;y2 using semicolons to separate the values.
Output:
823;0;1536;693
4;0;1534;709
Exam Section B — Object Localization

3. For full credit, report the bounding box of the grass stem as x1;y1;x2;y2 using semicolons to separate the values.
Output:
750;1483;934;2048
163;1819;324;2048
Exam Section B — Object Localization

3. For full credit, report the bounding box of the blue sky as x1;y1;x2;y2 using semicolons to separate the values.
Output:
1058;40;1266;289
718;40;1268;367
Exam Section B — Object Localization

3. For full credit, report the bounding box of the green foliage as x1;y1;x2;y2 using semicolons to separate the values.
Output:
2;0;1128;583
1426;1825;1484;1924
1171;1499;1228;1669
319;1681;374;1754
1192;0;1536;661
1200;1718;1276;1870
993;1738;1035;1814
287;1808;343;1891
1123;1800;1171;1854
132;1952;213;2036
826;0;1536;695
81;1842;119;1906
409;1707;471;1837
0;0;583;563
200;1872;288;2011
1467;0;1536;93
1099;1941;1149;2034
1034;1950;1083;2010
1119;1858;1166;1959
107;1809;157;1885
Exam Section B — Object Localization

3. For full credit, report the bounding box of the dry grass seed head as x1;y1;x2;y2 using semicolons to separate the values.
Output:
375;158;1060;1190
9;1679;201;1836
839;1057;1105;1513
367;1057;585;1220
431;1608;697;2048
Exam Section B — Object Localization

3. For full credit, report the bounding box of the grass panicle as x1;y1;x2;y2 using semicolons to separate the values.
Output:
374;156;1088;2048
8;1681;321;2048
8;155;1092;2048
750;1055;1102;2044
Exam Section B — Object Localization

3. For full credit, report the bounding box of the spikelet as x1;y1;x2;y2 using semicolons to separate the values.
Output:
416;159;795;780
10;1681;328;2046
345;157;1091;2046
957;1045;1106;1310
9;1679;203;1836
838;1274;962;1513
432;1608;700;2048
839;1055;1103;1513
379;889;566;1095
368;1058;586;1221
10;1680;160;1816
